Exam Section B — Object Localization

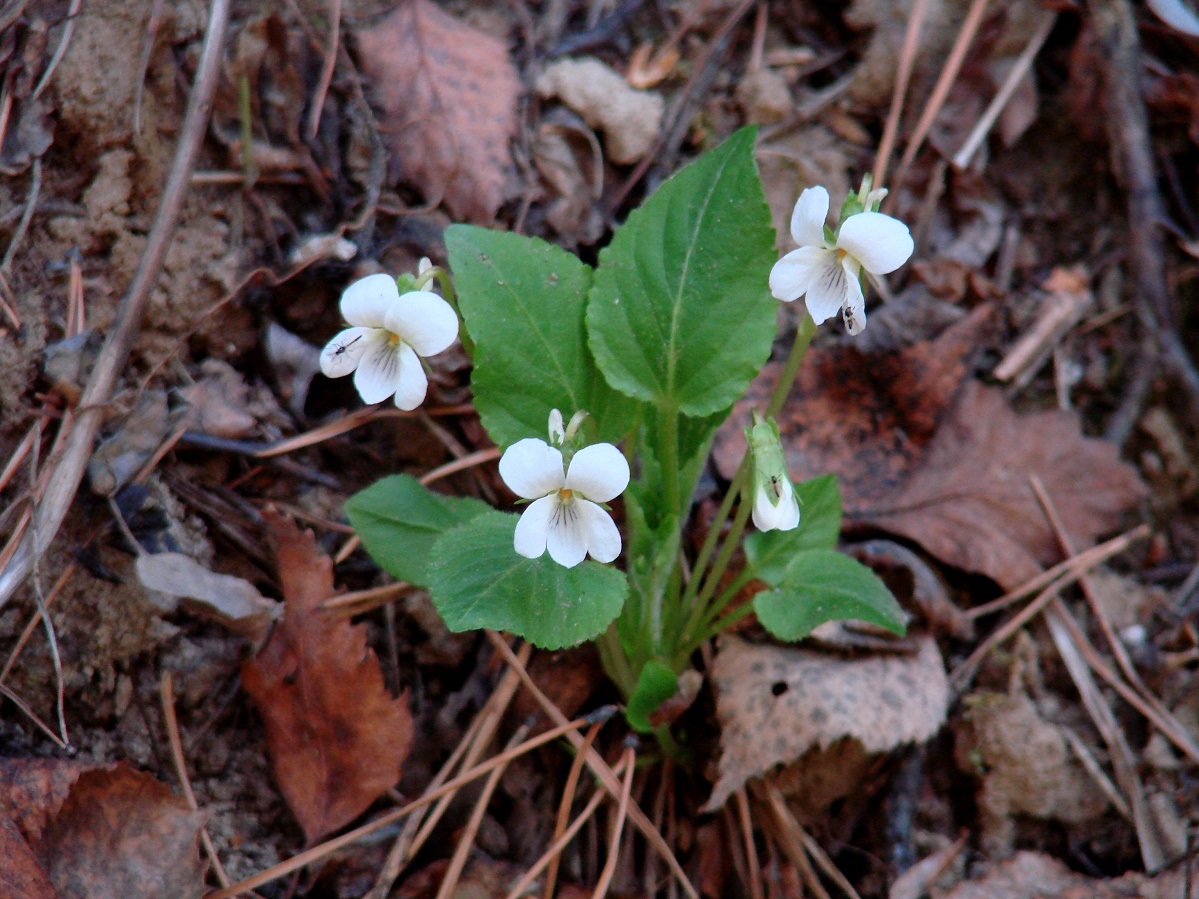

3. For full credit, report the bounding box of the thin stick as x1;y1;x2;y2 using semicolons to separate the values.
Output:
952;10;1056;169
321;581;409;613
506;755;632;899
763;783;831;899
162;674;232;888
966;525;1149;620
436;724;530;899
0;425;39;495
0;682;66;749
544;721;605;899
206;711;597;899
306;0;341;141
592;742;636;899
33;0;83;98
0;563;72;684
364;642;531;899
2;157;41;272
797;827;862;899
894;0;989;187
0;0;233;612
486;631;699;899
873;0;930;188
419;447;502;486
735;787;765;899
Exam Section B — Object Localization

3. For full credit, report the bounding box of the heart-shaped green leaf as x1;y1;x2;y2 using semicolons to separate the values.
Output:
753;549;906;641
428;511;628;649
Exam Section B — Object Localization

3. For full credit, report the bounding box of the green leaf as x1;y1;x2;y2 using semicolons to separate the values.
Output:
587;127;777;416
626;660;678;733
753;549;907;641
744;475;842;586
346;474;492;587
427;511;628;649
447;226;640;446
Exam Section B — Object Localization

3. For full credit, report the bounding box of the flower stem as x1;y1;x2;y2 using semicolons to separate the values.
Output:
683;311;817;644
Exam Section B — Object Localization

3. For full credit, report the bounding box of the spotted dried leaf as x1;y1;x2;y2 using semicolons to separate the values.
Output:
704;635;948;810
242;512;414;844
355;0;519;224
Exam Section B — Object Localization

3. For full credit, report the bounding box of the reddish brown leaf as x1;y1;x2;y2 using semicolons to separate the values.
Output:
0;814;58;899
715;308;1146;589
0;758;97;843
852;381;1145;588
242;512;414;844
0;760;206;899
355;0;519;224
38;765;207;899
511;643;602;732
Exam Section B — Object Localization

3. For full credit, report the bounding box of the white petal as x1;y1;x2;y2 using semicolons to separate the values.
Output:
513;495;555;559
340;273;400;327
565;443;629;503
841;261;867;336
769;246;826;303
775;495;800;530
499;438;565;499
577;499;621;563
545;499;589;568
384;290;459;357
391;343;429;410
320;326;373;378
803;252;851;325
836;212;914;275
351;330;404;404
752;485;781;531
789;186;830;248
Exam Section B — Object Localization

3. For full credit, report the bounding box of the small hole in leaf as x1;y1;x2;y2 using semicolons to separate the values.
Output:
771;681;788;697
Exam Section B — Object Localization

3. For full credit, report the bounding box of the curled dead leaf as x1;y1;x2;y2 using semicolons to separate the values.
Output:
704;635;948;810
242;511;414;844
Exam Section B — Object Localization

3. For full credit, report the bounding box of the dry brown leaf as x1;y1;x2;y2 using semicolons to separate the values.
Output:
0;815;58;899
941;850;1197;899
355;0;519;224
704;635;948;810
242;511;414;844
135;551;280;639
715;308;1146;589
854;381;1145;589
0;760;207;899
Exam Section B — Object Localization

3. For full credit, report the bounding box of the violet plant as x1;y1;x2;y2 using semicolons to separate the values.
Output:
330;128;914;736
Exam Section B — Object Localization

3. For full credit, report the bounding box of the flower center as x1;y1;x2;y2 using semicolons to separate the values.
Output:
558;488;574;501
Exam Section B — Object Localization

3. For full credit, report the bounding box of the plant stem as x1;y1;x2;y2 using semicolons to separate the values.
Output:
685;312;817;637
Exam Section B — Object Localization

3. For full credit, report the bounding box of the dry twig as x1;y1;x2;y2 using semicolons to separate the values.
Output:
0;0;233;610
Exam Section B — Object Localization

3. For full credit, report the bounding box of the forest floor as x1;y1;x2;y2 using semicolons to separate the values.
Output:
2;0;1199;897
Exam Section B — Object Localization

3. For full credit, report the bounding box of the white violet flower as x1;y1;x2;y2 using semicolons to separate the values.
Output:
752;474;799;532
320;273;459;410
769;185;914;335
499;428;630;569
746;412;799;532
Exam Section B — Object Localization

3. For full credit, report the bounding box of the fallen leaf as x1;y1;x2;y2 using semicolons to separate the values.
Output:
264;323;322;418
536;57;664;164
355;0;519;224
715;308;1146;589
941;850;1196;899
87;389;174;496
178;359;259;439
0;760;207;899
511;643;603;732
242;511;414;844
135;551;280;639
704;634;948;810
0;815;57;899
853;382;1145;589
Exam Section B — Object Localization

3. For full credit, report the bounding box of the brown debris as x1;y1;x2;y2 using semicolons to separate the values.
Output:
0;760;207;899
355;0;520;224
242;512;414;845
